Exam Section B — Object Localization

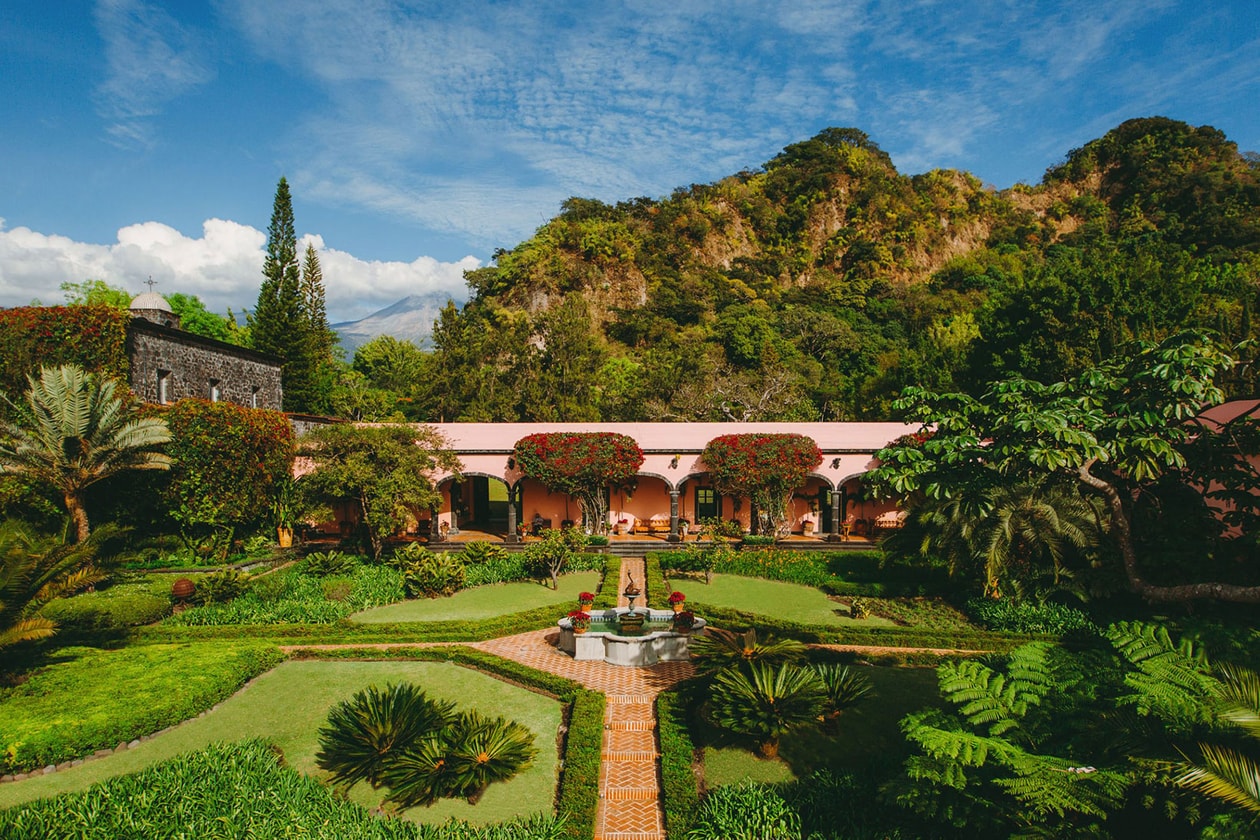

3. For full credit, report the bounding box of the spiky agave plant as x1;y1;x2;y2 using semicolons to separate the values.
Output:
443;711;538;803
689;627;806;676
315;683;455;788
708;662;826;758
812;663;873;728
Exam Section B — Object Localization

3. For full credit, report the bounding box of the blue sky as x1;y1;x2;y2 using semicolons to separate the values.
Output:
1;0;1257;322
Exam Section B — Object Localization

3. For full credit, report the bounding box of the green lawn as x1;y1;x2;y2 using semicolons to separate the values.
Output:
0;659;563;826
668;573;896;627
700;665;940;787
351;571;601;623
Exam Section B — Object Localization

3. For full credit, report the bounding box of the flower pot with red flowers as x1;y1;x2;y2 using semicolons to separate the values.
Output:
672;609;696;633
567;609;591;634
577;592;595;612
668;591;687;613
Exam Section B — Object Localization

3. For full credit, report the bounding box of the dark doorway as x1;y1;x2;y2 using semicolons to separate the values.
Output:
470;477;510;532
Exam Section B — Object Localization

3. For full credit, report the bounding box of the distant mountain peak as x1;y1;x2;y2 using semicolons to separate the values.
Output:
332;291;462;355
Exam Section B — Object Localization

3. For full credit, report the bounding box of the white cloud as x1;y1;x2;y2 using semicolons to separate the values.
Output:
0;219;476;323
93;0;215;147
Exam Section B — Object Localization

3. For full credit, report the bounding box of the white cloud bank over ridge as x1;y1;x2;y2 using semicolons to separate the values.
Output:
0;218;477;323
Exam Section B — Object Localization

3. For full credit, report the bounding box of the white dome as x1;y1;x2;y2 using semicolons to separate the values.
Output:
130;291;173;312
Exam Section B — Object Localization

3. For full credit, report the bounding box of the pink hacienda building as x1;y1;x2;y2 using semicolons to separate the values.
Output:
405;422;918;543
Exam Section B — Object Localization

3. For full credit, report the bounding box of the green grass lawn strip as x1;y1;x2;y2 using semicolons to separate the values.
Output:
350;571;601;623
667;574;896;627
0;659;562;827
0;642;282;774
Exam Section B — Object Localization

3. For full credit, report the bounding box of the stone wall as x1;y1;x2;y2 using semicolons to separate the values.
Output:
127;319;282;410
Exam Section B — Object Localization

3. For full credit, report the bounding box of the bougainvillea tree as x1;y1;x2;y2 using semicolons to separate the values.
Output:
513;433;644;533
163;399;295;557
701;434;822;537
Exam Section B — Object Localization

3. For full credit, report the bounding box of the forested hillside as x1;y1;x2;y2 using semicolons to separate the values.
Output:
397;117;1259;422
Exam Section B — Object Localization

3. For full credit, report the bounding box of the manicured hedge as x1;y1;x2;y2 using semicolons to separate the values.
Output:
0;739;569;840
38;583;172;637
556;690;604;840
656;690;699;838
691;603;1031;652
644;553;669;610
592;556;621;610
0;642;283;774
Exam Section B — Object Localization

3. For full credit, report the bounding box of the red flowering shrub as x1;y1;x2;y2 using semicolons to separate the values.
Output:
701;434;822;538
0;306;129;415
162;399;296;556
514;433;644;532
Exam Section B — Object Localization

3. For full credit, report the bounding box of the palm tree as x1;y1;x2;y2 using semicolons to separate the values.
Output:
442;711;537;803
0;522;111;652
1176;663;1260;814
0;365;171;542
708;662;826;758
315;683;456;789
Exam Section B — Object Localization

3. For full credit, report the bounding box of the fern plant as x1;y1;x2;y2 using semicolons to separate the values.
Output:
1110;621;1260;817
898;641;1126;831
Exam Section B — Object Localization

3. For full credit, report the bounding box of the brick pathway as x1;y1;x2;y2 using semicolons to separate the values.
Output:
473;557;686;840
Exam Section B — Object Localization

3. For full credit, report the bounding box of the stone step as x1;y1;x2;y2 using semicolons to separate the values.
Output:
602;749;659;761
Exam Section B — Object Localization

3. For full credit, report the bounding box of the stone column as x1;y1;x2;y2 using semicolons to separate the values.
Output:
429;506;441;542
448;483;461;536
506;485;520;544
668;489;681;543
828;487;843;542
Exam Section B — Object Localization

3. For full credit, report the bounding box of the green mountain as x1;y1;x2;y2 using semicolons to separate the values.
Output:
406;118;1259;422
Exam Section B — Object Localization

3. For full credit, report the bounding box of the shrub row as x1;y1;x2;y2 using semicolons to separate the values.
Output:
591;555;621;610
0;642;283;773
644;553;669;610
0;739;569;840
556;690;604;840
164;564;404;626
656;691;699;838
690;603;1031;653
39;579;173;637
964;598;1098;635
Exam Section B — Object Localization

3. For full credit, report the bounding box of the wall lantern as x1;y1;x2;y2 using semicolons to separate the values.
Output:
507;456;516;470
670;454;681;469
830;457;842;469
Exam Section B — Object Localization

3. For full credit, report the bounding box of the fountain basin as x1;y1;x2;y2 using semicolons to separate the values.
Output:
557;608;706;666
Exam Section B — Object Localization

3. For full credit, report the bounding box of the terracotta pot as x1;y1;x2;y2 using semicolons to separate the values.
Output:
277;526;293;548
573;625;588;635
672;602;685;613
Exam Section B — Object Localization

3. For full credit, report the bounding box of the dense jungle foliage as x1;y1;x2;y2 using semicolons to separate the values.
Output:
381;118;1259;422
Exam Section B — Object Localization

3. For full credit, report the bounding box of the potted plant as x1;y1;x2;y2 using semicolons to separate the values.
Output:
672;609;696;633
615;518;629;535
668;590;687;613
578;591;595;612
271;476;301;548
677;517;690;538
802;519;815;536
567;609;591;634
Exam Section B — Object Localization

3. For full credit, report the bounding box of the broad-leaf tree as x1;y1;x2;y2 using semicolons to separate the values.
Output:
869;332;1260;604
300;424;461;560
0;365;171;542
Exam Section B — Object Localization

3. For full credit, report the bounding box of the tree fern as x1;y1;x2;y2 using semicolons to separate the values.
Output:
1107;621;1218;726
937;642;1053;737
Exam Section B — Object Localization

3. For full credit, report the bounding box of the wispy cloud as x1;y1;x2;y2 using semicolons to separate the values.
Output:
92;0;215;148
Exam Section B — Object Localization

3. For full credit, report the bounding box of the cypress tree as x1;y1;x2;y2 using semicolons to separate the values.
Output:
250;178;317;412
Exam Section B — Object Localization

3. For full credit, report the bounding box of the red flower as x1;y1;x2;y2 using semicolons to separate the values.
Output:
668;591;686;604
